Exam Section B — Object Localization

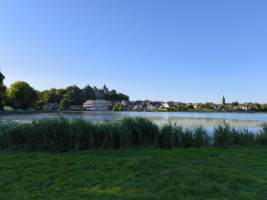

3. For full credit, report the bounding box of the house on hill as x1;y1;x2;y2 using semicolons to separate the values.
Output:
93;85;109;99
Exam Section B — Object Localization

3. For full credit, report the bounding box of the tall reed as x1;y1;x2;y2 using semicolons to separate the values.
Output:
255;123;267;145
213;124;255;148
0;116;266;152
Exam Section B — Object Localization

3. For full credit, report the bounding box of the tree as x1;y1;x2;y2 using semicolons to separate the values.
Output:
231;101;239;107
113;103;123;111
56;88;66;96
6;81;37;110
200;104;206;109
36;100;45;110
261;104;267;112
202;102;214;109
253;102;261;111
83;85;97;101
64;85;84;105
219;105;225;110
180;104;187;111
117;92;129;101
60;98;70;109
186;104;194;109
104;90;129;101
42;88;63;104
0;71;7;110
104;90;117;101
167;106;176;111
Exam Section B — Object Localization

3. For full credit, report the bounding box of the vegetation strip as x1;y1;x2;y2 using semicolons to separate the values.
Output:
0;117;266;152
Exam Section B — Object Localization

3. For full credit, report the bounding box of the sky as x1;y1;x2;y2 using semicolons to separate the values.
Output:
1;0;267;103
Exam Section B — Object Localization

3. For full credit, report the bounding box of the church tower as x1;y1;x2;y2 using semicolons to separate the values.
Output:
222;95;225;105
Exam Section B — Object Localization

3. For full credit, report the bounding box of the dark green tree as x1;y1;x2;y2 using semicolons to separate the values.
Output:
219;105;225;110
42;88;63;104
104;90;129;101
253;102;261;111
56;88;66;96
186;104;194;109
0;71;7;110
104;90;117;101
113;103;123;111
83;85;97;101
117;92;129;101
167;106;176;111
6;81;37;109
60;98;70;109
202;102;214;109
64;85;84;105
261;104;267;111
36;100;45;110
231;101;239;107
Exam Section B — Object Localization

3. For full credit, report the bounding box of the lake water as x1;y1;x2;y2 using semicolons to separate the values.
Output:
0;111;267;133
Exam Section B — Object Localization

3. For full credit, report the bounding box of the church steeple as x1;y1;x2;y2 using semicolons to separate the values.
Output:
222;95;225;105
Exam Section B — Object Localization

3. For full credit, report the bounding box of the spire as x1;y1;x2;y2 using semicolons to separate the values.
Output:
222;95;225;105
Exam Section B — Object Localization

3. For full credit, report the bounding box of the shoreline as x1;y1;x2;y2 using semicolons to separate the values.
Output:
1;109;266;116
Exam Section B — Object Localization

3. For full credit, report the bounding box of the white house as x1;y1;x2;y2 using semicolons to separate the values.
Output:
83;99;109;111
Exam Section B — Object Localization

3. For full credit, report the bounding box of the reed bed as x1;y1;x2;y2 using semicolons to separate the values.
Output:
0;116;266;152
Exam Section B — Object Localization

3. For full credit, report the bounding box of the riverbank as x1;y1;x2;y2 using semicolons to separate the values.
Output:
0;110;61;115
1;109;267;116
1;146;267;199
142;109;267;114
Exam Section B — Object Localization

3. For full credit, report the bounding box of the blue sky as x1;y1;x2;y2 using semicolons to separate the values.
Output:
1;0;267;103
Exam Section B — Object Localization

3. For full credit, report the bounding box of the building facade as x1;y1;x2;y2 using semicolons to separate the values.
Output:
93;85;109;99
83;99;109;111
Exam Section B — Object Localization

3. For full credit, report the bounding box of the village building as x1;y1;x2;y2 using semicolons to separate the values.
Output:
147;101;162;108
173;102;183;106
83;99;109;111
161;102;174;108
191;103;201;109
93;85;109;99
146;105;158;110
133;105;144;111
122;101;135;110
214;96;253;111
44;102;60;110
233;104;253;111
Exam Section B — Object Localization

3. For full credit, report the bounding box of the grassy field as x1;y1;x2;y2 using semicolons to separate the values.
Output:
1;146;267;200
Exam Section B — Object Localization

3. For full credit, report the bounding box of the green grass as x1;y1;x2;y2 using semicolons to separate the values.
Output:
1;146;267;199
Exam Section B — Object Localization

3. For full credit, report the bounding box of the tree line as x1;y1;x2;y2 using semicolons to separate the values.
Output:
0;71;129;110
163;101;267;112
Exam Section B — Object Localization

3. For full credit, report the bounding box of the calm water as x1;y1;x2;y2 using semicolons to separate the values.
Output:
0;111;267;133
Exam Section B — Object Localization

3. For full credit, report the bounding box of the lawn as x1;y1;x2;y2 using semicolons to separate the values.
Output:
1;146;267;200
